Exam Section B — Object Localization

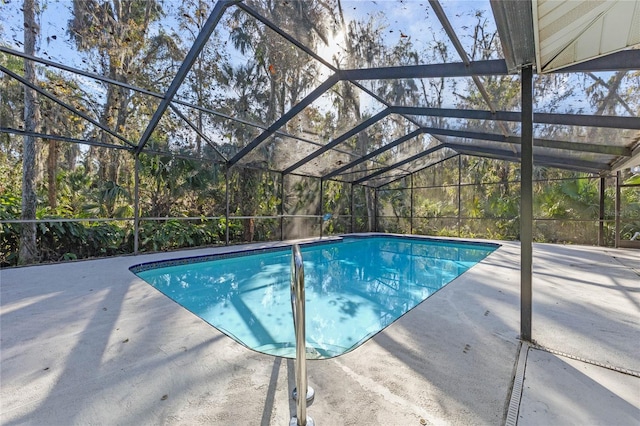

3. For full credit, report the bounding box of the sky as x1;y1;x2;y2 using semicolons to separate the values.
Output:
1;0;498;69
1;0;634;136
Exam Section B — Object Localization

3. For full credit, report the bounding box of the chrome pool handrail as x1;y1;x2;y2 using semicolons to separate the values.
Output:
290;244;314;426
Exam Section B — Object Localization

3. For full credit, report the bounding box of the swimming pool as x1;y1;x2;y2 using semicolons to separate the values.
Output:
131;235;498;359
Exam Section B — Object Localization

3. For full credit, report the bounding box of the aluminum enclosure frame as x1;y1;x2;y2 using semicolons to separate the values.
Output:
3;0;640;351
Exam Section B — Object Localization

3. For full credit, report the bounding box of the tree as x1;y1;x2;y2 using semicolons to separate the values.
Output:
18;0;40;264
39;72;88;211
177;0;228;156
69;0;170;183
332;8;377;231
225;1;332;241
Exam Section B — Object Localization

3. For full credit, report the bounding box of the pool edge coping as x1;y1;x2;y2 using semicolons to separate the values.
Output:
129;233;501;273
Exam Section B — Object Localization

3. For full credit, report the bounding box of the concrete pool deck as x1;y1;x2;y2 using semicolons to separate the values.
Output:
1;237;638;425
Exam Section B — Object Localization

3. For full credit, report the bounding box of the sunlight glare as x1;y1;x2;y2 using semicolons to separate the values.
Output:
316;28;347;68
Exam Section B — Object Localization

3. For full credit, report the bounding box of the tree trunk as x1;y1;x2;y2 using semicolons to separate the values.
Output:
336;4;376;231
99;82;117;182
243;218;255;242
19;0;40;264
47;139;57;209
85;146;94;174
366;187;376;231
239;167;260;242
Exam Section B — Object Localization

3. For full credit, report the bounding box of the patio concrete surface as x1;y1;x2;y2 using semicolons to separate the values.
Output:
1;237;638;425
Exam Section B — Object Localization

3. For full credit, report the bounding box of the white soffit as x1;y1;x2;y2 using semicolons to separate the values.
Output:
533;0;640;73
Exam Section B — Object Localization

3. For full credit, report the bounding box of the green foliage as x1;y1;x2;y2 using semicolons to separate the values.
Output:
374;156;640;244
624;174;640;185
4;1;640;265
37;220;128;261
1;189;130;266
83;181;131;217
0;193;21;266
619;185;640;240
534;174;600;220
138;219;222;252
139;154;221;218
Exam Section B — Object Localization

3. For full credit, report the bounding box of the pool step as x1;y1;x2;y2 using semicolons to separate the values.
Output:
254;343;347;359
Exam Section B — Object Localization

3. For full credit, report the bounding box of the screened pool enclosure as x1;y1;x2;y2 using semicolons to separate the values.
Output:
1;0;639;269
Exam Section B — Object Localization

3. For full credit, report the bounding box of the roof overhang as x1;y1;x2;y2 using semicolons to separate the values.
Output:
490;0;537;73
492;0;640;73
533;0;640;73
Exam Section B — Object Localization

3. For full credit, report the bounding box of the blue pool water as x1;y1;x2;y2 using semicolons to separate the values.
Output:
131;236;497;359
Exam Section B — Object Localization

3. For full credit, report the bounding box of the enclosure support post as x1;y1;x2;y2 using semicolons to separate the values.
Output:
225;167;230;246
374;188;378;232
520;65;534;343
615;171;621;248
458;155;462;238
350;184;355;233
319;179;324;239
599;176;605;246
410;173;414;234
133;153;140;254
280;173;285;241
